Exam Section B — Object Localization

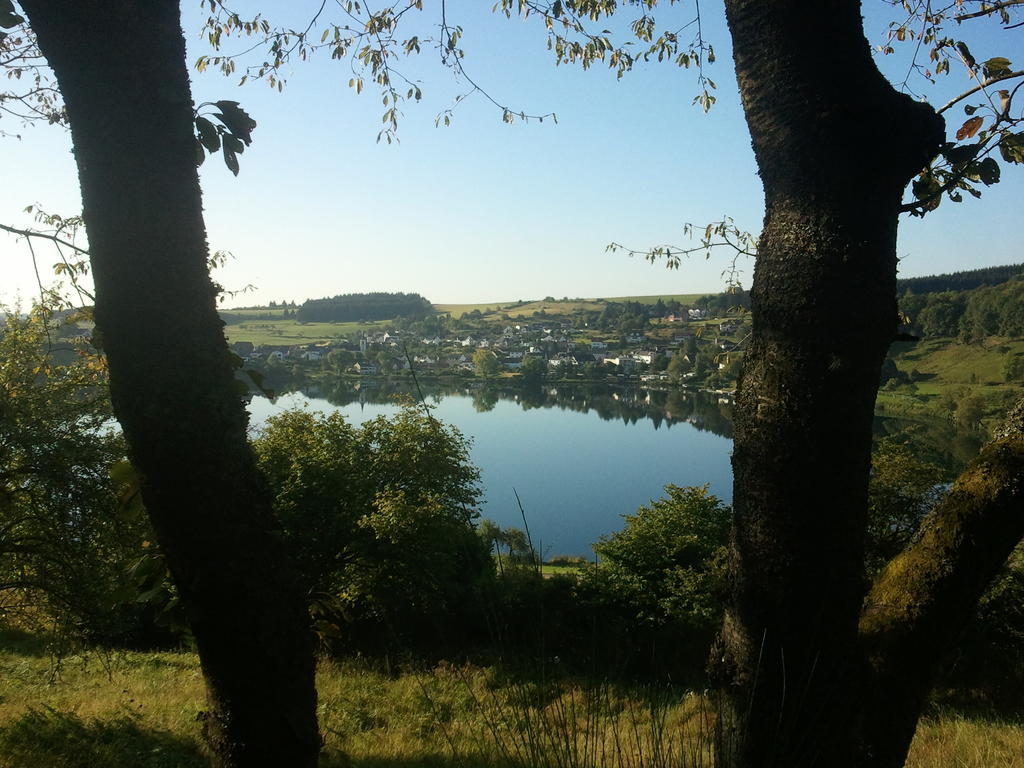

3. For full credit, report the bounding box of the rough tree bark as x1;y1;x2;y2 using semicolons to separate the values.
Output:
715;2;1024;767
713;1;945;766
18;2;320;766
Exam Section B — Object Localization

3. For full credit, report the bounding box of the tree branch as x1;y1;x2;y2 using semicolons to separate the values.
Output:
0;221;90;255
858;396;1024;764
936;69;1024;114
955;0;1024;23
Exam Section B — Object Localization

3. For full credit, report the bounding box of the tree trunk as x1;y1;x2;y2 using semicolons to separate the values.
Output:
18;2;320;765
859;398;1024;767
713;2;944;766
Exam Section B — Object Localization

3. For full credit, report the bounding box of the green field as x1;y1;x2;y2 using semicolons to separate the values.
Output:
435;295;707;319
221;318;384;347
0;638;1019;767
891;336;1024;392
876;336;1024;423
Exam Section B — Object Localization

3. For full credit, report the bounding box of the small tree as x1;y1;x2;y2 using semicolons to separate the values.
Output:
253;407;492;649
521;355;546;384
667;353;692;383
473;348;501;378
584;485;730;632
1003;354;1024;383
325;348;353;375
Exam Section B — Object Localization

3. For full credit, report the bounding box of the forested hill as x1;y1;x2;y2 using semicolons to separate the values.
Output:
296;292;432;323
897;263;1024;295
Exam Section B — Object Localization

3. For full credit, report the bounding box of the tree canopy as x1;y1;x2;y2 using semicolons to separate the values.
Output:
296;292;432;323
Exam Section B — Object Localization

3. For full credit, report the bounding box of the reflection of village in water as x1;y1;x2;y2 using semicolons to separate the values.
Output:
273;378;986;474
295;379;735;437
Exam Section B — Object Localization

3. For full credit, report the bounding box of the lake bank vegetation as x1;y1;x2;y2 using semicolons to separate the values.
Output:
2;303;1022;765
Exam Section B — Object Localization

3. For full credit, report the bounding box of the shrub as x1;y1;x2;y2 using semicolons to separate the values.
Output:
0;307;155;646
581;485;730;633
252;406;493;651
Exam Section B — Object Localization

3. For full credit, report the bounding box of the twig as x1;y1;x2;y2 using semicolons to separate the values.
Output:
955;0;1024;22
936;69;1024;114
0;221;90;255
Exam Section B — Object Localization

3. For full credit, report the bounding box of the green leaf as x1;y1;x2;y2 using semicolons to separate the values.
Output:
977;157;1001;185
223;133;245;154
127;554;166;586
963;157;1000;185
213;100;257;144
135;586;167;604
999;132;1024;164
222;144;239;176
964;104;977;115
0;0;23;28
982;57;1012;79
195;116;221;152
195;137;206;167
911;172;941;206
943;142;981;167
956;42;977;70
109;459;141;486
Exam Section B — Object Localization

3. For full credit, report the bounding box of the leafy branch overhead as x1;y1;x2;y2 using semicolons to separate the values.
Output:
194;0;717;144
607;217;757;287
881;2;1024;215
193;99;257;175
0;0;64;132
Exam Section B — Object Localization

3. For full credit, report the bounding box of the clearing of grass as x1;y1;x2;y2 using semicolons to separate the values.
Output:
876;336;1024;423
0;639;1020;768
435;295;709;319
221;318;384;347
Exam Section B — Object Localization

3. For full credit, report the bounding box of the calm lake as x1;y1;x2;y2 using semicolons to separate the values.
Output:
247;379;977;557
248;381;735;557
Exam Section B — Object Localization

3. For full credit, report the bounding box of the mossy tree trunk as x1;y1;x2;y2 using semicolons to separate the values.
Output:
18;2;320;766
714;1;946;766
859;401;1024;766
717;2;1024;767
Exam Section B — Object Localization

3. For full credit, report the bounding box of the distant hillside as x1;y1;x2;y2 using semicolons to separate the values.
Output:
297;292;431;323
435;294;708;318
897;263;1024;295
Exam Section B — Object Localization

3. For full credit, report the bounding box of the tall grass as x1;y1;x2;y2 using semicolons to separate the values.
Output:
1;639;1021;767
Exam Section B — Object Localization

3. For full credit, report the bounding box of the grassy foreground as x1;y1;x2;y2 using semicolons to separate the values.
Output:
1;640;1021;768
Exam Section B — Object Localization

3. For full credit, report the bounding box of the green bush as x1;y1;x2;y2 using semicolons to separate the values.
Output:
253;406;493;651
948;545;1024;705
0;307;155;646
581;485;730;633
866;440;947;573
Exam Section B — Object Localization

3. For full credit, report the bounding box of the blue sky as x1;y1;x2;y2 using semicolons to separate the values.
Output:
2;1;1021;306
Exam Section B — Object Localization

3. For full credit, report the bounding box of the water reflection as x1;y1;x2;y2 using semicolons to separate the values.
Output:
251;378;978;554
273;377;977;476
297;379;736;439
